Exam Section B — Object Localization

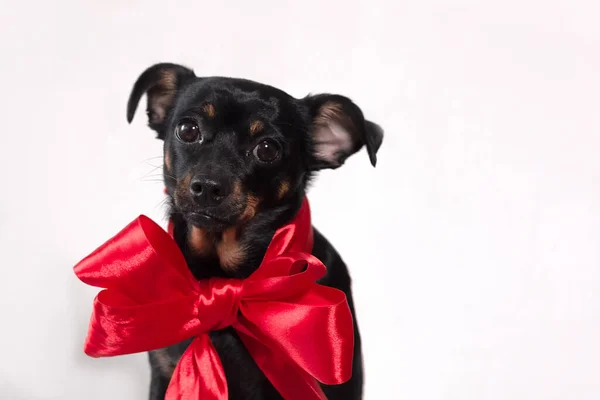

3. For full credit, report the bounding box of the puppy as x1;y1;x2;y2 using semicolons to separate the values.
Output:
126;63;383;400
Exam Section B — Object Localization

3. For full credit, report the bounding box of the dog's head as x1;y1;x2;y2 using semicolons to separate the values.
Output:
127;63;383;275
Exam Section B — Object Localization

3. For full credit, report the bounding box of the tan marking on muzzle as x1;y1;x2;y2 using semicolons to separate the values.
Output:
179;172;192;190
231;180;243;202
174;172;193;204
188;226;215;256
240;194;260;222
216;227;245;272
277;180;290;200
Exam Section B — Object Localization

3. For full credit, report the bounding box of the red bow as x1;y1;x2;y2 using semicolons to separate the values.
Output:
74;198;354;400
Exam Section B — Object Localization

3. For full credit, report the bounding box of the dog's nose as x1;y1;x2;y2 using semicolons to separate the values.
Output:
189;176;230;206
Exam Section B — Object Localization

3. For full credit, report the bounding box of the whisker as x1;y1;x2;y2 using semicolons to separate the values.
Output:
139;178;166;183
140;156;164;162
153;197;170;211
140;172;177;180
140;166;162;177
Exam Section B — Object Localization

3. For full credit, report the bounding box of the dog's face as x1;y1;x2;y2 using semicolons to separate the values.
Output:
127;63;383;275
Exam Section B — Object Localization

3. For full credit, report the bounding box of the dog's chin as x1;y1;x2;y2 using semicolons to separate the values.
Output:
185;211;236;233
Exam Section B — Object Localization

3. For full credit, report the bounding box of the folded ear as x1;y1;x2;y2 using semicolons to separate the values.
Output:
126;63;196;139
303;94;384;170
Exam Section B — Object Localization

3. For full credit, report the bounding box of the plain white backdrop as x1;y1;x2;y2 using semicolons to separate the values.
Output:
1;0;599;399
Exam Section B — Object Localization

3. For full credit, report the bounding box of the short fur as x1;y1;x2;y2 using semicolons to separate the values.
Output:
127;63;383;400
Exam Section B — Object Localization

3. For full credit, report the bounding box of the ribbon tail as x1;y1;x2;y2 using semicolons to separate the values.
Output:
165;335;228;400
235;322;327;400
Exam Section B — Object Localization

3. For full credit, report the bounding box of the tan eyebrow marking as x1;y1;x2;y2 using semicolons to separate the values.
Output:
249;120;264;136
203;103;216;118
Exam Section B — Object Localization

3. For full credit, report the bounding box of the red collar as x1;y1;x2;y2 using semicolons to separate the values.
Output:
74;197;354;400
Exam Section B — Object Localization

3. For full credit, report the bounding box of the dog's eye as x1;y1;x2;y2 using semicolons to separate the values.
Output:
175;121;202;143
253;140;280;163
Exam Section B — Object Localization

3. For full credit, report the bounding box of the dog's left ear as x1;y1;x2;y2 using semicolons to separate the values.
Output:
303;94;384;170
126;63;196;139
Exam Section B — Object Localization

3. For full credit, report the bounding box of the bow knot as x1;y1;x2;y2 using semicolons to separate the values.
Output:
197;278;244;331
74;198;354;400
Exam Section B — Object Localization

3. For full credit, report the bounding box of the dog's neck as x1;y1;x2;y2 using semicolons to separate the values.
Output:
168;195;305;280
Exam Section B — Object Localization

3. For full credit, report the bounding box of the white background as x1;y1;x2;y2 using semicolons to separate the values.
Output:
1;0;599;399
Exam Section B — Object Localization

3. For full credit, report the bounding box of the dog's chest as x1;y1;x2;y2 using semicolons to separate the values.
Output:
208;329;283;400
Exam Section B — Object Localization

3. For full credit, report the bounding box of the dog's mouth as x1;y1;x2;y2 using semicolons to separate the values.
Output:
185;210;234;231
174;197;244;232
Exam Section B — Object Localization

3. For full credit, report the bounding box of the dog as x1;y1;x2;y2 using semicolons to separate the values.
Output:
126;63;383;400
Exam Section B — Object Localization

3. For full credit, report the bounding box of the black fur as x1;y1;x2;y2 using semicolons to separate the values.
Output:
127;63;383;400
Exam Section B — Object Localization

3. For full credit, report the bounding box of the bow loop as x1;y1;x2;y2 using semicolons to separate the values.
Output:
86;290;202;357
74;215;197;303
242;253;327;301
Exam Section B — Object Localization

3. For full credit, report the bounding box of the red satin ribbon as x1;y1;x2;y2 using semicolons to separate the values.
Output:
74;198;354;399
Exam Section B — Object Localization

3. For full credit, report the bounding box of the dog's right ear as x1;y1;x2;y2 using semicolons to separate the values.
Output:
127;63;196;139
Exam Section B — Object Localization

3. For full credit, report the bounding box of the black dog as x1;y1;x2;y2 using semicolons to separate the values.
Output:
126;63;383;400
